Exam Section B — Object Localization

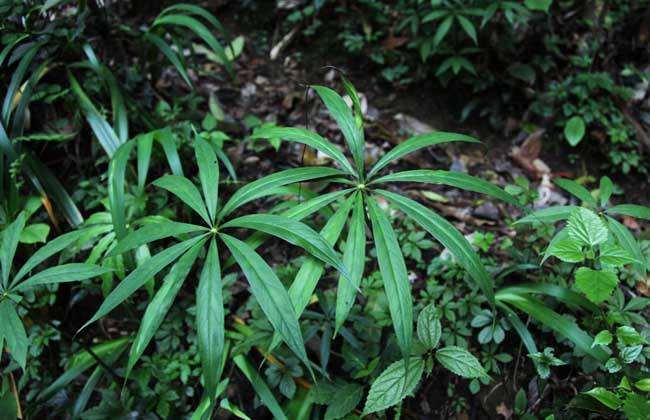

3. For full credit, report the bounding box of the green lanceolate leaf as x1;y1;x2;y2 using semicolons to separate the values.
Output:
250;126;357;177
79;234;207;332
108;220;208;257
584;387;622;410
311;85;364;174
567;208;608;247
144;32;193;88
126;241;203;377
563;116;585;146
376;189;495;305
194;136;219;223
435;346;486;378
575;267;618;304
222;214;351;282
108;140;136;240
1;211;26;288
335;192;366;333
197;239;225;402
0;300;28;369
233;355;287;420
154;175;212;226
13;264;110;292
367;197;413;360
13;228;92;285
156;127;184;176
599;176;613;207
554;178;596;205
417;303;441;350
368;132;479;179
515;206;579;225
218;167;342;220
363;357;425;415
498;283;598;313
606;216;646;277
607;204;650;221
221;234;310;370
373;169;518;206
495;293;608;362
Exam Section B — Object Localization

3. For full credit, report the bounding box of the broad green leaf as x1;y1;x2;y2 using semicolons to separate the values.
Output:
197;239;225;402
373;169;518;206
617;326;646;346
325;383;363;420
623;393;650;420
367;197;413;360
607;216;646;277
433;16;454;46
554;178;596;205
635;379;650;392
376;189;495;305
525;0;553;12
221;234;310;370
496;293;608;362
14;264;110;292
575;267;618;304
542;227;569;263
607;204;650;221
599;176;613;207
417;303;441;350
218;167;342;219
335;192;366;333
600;243;637;266
368;132;478;179
1;211;26;288
250;126;357;177
108;220;208;257
435;346;486;378
13;228;93;284
584;387;621;410
546;239;584;263
154;175;211;225
195;136;219;223
592;330;613;347
144;32;192;88
515;206;579;225
79;234;207;332
37;338;129;402
567;208;608;247
362;357;424;415
563;116;585;146
126;241;203;377
20;223;50;244
0;300;28;369
311;85;364;174
233;355;287;420
108;140;136;240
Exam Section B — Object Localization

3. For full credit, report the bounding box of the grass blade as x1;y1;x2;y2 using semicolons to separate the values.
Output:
108;140;136;240
233;355;287;420
1;211;26;288
514;206;579;225
553;178;596;205
14;264;111;292
144;32;193;88
108;220;208;257
606;204;650;221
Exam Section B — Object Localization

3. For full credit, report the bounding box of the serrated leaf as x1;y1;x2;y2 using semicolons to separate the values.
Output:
363;357;425;414
546;239;584;263
567;208;608;247
324;383;363;420
575;267;618;304
600;243;636;267
0;300;27;369
417;303;441;350
435;346;486;378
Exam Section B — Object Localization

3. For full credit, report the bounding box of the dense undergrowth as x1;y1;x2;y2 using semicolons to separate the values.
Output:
0;1;649;419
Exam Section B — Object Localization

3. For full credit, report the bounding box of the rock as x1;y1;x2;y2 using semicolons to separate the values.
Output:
394;113;435;135
473;202;500;221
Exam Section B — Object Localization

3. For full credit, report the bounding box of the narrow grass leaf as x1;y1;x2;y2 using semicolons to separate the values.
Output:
233;355;287;420
154;175;211;226
108;220;207;257
194;136;219;223
607;204;650;221
553;178;596;205
514;206;579;225
144;32;193;88
15;264;110;292
1;211;26;288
